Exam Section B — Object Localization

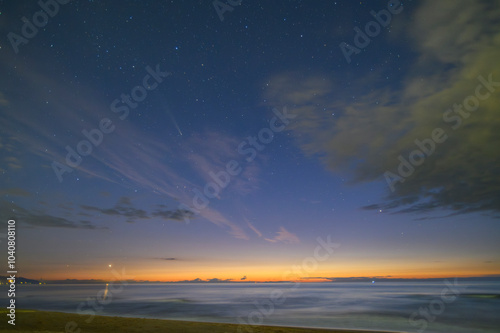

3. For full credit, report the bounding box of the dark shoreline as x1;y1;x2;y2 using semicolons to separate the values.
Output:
0;309;404;333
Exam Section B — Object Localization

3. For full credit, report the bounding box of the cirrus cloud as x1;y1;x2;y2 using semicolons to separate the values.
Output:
265;226;300;244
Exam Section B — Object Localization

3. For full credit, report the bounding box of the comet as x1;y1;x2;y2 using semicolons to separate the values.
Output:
165;107;183;136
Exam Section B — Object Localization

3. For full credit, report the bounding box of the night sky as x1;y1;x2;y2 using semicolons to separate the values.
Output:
0;0;499;282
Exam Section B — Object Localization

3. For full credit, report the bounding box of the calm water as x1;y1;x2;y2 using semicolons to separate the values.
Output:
14;281;500;332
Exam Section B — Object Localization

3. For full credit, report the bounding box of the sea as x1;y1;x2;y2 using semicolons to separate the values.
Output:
15;281;500;333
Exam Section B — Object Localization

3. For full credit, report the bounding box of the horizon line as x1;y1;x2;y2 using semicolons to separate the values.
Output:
5;275;500;284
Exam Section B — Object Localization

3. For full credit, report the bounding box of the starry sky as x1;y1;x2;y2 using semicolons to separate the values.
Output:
0;0;499;282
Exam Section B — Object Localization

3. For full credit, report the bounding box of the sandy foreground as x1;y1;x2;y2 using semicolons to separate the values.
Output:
0;309;403;333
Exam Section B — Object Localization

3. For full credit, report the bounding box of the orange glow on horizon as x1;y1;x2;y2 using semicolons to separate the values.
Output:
24;270;500;283
21;256;500;282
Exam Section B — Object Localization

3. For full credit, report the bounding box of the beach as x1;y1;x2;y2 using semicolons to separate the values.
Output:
0;309;401;333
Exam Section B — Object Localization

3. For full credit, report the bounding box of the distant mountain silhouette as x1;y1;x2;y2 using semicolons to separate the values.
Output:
0;276;40;284
2;275;498;284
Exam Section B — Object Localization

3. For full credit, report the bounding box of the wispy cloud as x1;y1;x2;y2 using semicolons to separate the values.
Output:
0;48;265;240
246;219;262;237
0;188;31;197
0;92;8;106
265;226;300;244
198;207;249;240
181;131;263;195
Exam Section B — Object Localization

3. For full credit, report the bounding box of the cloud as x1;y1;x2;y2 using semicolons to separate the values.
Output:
4;156;22;169
264;0;500;216
0;92;8;106
81;196;149;223
0;188;31;197
0;59;252;239
241;275;247;280
152;208;194;222
197;207;249;240
0;39;286;241
180;130;264;196
153;257;177;261
246;219;262;237
265;226;300;244
117;196;132;206
0;201;106;230
80;197;192;223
